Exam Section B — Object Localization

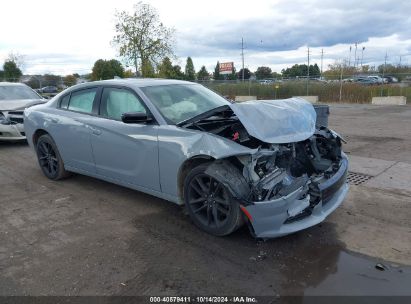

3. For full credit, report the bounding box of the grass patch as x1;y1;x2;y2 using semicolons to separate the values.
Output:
202;81;411;103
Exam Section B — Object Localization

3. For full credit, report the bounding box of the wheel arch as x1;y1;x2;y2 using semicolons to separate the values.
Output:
177;155;215;201
32;129;50;146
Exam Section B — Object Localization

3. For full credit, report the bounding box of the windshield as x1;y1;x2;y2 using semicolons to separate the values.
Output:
0;85;41;101
140;84;230;124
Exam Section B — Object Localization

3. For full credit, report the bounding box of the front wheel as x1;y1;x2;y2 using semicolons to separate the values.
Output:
184;163;242;236
36;134;70;180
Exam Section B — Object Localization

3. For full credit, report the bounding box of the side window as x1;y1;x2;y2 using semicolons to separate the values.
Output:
100;87;146;121
68;88;97;114
60;94;70;109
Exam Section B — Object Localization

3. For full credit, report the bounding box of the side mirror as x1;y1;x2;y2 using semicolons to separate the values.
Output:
121;112;153;124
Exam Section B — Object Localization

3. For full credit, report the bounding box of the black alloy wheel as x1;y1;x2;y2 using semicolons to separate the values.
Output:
36;134;69;180
184;164;243;236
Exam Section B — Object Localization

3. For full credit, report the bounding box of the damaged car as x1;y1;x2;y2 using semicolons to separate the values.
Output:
24;79;349;238
0;82;46;141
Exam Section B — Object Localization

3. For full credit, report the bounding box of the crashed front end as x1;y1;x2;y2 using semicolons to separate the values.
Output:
236;128;349;238
0;110;26;140
183;98;349;238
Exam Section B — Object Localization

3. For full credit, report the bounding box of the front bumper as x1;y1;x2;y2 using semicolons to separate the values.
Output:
0;123;26;141
245;156;349;238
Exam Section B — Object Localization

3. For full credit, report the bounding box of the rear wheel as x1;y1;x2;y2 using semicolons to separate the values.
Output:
36;134;70;180
184;163;242;236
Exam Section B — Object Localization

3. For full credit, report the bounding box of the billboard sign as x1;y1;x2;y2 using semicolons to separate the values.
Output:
219;62;234;75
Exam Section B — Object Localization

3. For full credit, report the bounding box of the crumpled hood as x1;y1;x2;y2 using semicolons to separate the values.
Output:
229;97;317;144
0;99;46;111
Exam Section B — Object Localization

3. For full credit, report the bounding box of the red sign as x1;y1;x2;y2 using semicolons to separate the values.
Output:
219;62;234;74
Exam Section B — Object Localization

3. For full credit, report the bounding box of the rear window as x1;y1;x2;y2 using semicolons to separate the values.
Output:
67;88;97;114
60;94;70;109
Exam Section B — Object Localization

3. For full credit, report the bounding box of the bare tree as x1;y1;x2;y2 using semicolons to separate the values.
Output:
112;2;175;77
8;52;26;71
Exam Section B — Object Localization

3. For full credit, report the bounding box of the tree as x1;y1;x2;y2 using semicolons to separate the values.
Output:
63;75;77;87
197;66;210;80
124;69;135;78
141;58;155;78
255;66;272;80
213;61;222;80
184;57;195;81
272;71;282;79
7;52;25;71
157;57;174;78
112;2;175;76
3;60;22;82
172;65;184;79
227;67;237;80
91;59;124;80
309;63;321;77
237;68;251;80
43;74;61;86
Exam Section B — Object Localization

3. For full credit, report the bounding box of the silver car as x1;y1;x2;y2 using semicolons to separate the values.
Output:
0;82;45;141
24;79;349;238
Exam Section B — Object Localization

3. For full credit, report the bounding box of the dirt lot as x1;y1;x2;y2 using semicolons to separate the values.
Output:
0;104;410;297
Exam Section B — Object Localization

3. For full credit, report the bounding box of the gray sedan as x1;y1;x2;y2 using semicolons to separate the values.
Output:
24;79;349;238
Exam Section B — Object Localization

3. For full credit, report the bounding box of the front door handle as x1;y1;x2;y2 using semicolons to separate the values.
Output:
92;128;102;136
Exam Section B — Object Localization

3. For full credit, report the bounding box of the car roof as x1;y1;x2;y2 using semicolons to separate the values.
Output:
0;82;27;87
71;78;196;91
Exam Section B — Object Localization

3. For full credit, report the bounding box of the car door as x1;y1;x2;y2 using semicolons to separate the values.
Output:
50;87;100;173
89;86;160;191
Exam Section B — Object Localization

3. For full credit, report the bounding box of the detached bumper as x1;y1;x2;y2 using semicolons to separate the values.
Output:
245;156;349;238
0;123;26;141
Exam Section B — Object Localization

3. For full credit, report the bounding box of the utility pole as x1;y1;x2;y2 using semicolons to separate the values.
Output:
354;43;358;70
361;47;365;70
339;59;345;102
381;51;388;97
241;37;245;82
399;55;402;67
320;48;324;79
306;47;310;96
348;45;352;67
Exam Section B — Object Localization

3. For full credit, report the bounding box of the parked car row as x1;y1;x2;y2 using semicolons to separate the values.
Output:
344;75;399;85
36;86;59;94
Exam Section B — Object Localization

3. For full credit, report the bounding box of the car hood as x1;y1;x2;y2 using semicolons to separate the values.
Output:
229;97;316;144
0;99;46;111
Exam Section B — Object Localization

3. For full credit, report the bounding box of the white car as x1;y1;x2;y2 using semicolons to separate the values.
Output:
0;82;46;141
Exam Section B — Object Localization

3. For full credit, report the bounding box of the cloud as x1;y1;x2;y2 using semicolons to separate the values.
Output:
1;0;410;74
176;0;411;55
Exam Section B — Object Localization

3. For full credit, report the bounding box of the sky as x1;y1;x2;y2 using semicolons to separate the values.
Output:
1;0;411;75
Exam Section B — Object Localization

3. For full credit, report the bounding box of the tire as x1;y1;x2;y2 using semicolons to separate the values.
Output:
36;134;70;180
184;163;243;236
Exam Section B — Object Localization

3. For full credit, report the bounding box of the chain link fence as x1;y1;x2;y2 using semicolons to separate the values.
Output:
197;77;411;103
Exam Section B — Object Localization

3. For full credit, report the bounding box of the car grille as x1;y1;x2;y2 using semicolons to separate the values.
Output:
2;111;24;124
7;111;24;115
9;117;24;124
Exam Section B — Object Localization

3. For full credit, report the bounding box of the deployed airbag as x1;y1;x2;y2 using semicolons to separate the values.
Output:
229;98;317;144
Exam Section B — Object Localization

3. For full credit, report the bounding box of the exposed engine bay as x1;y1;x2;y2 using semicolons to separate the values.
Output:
181;107;345;221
